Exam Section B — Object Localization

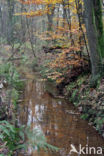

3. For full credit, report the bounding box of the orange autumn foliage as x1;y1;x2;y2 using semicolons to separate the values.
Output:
46;46;87;84
18;0;44;5
16;0;87;84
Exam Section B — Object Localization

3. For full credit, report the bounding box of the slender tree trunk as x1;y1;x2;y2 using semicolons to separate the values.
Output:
47;4;55;31
75;0;89;57
56;4;59;33
7;0;15;44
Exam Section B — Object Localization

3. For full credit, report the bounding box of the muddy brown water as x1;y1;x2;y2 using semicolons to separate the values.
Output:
18;71;104;156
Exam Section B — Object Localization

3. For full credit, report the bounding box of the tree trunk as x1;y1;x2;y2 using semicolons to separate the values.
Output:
84;0;103;80
75;0;89;57
47;4;55;31
93;0;104;57
7;0;15;44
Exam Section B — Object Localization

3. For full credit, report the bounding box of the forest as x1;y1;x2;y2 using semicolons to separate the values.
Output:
0;0;104;155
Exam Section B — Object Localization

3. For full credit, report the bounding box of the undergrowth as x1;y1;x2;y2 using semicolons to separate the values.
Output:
66;74;104;137
0;121;59;156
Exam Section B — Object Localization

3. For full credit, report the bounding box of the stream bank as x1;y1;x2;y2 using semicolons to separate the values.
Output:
33;52;104;138
63;74;104;137
0;62;25;155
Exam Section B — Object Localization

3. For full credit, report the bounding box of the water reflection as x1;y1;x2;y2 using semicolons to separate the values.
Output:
18;73;104;156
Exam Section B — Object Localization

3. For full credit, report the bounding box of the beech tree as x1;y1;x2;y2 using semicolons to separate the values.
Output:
84;0;104;83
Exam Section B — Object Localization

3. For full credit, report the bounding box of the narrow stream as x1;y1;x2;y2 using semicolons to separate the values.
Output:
18;70;104;156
